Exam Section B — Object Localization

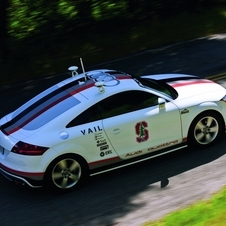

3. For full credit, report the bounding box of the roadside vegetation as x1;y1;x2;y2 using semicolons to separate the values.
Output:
143;185;226;226
143;187;226;226
1;1;226;85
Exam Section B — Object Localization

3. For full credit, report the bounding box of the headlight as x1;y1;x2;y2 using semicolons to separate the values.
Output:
220;95;226;103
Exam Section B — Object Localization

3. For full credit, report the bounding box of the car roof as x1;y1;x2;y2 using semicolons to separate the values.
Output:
1;70;140;134
15;69;137;113
76;70;139;99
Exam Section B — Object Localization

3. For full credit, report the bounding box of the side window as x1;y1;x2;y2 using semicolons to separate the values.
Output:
66;104;101;128
99;91;158;119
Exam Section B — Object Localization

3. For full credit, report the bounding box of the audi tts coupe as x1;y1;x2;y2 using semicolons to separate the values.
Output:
1;67;226;191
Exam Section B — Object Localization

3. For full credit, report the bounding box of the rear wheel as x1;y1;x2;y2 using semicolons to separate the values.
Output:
45;155;88;191
188;112;224;148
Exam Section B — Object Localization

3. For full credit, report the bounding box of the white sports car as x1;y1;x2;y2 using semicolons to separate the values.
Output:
0;67;226;191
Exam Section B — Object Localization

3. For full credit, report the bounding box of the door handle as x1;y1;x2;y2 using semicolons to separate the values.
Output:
111;128;121;134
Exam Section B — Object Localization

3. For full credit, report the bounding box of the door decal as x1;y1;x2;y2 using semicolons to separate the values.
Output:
135;121;149;143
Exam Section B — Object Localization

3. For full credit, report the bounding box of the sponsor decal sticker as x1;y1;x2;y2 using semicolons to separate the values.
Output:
148;140;178;151
81;126;102;135
135;121;149;143
100;145;109;151
97;142;107;147
94;132;110;151
125;150;142;157
100;150;113;157
94;132;103;140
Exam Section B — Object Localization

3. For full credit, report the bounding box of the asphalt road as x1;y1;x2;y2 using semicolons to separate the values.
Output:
1;34;226;226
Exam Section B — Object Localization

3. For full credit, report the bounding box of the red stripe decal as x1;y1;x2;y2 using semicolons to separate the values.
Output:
0;163;44;177
89;156;120;169
170;79;213;88
7;82;94;134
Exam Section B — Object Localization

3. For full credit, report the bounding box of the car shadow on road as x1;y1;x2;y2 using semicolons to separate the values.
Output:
1;136;226;226
2;36;226;226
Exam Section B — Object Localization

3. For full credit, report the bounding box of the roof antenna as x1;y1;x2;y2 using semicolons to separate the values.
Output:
68;66;78;77
80;58;87;81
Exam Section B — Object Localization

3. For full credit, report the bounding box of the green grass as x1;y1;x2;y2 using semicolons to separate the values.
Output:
1;8;226;85
143;186;226;226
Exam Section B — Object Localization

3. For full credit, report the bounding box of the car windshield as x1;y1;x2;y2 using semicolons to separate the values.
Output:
135;77;178;99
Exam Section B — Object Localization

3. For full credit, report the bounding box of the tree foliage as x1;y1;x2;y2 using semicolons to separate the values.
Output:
0;0;9;61
1;0;226;81
3;0;225;42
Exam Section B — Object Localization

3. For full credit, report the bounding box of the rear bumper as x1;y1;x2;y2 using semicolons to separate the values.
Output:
0;165;43;188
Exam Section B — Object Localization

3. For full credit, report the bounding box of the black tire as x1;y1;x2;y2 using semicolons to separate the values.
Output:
44;154;88;191
188;112;224;148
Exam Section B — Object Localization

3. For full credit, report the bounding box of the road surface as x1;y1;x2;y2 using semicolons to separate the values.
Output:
1;34;226;226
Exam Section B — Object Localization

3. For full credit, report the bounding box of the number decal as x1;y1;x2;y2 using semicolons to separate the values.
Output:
135;121;149;143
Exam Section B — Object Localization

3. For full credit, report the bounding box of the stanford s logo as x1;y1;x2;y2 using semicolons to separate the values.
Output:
135;121;149;143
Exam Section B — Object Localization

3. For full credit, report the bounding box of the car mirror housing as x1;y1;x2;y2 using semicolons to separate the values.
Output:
158;97;166;109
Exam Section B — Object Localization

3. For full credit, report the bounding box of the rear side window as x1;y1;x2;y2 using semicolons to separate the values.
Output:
66;105;101;128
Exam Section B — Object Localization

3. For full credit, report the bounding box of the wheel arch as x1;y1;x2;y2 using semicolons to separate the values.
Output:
181;102;226;140
187;109;225;147
43;152;90;191
188;109;225;134
44;152;89;177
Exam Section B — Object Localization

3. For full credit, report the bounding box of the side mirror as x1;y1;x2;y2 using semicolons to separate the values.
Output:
158;98;166;109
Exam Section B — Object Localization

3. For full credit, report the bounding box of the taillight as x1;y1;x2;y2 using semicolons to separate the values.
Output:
11;141;48;156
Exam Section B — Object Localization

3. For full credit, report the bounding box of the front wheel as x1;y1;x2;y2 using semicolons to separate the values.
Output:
188;112;224;148
45;155;88;191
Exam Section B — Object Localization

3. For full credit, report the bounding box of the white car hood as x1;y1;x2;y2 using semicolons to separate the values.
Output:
142;74;226;104
165;79;226;110
168;78;226;100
